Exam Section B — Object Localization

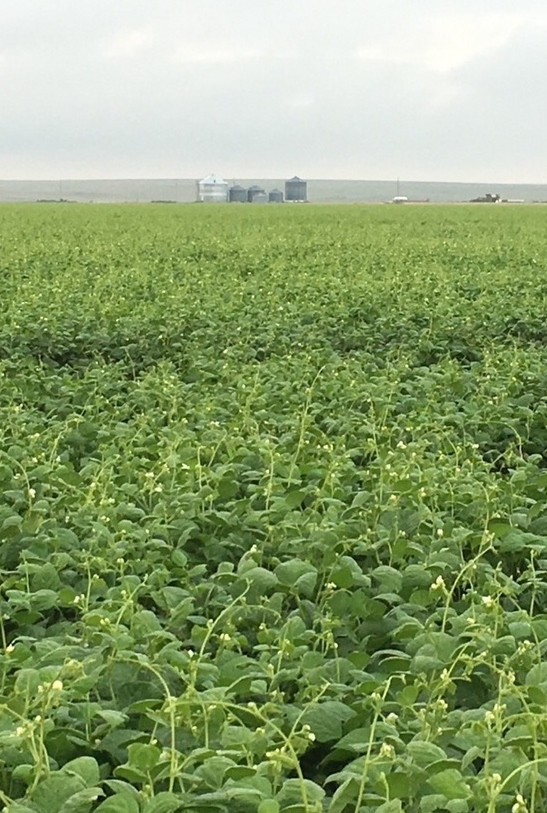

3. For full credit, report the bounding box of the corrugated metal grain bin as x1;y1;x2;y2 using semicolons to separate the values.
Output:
229;185;248;203
285;176;307;202
268;189;284;203
247;184;266;203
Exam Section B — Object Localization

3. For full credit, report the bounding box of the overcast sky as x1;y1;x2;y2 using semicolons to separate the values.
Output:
1;1;546;182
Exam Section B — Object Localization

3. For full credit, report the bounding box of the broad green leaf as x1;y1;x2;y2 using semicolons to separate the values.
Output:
428;631;457;661
411;655;443;674
59;787;105;813
445;802;469;813
241;566;278;592
331;556;367;589
31;775;86;813
407;740;448;767
301;700;355;743
131;609;162;635
461;746;483;771
420;795;451;813
11;764;35;785
143;792;186;813
488;521;512;539
526;662;547;687
28;589;59;611
498;529;542;552
294;570;317;597
127;742;162;772
284;490;307;509
508;621;532;638
95;795;140;813
527;686;546;705
335;727;372;752
224;775;272;798
275;558;317;588
377;801;403;813
2;804;36;813
194;756;236;789
30;562;62;591
396;684;420;706
428;769;471;800
387;771;417;799
61;756;100;787
372;565;403;593
258;802;280;813
171;549;188;568
327;776;360;813
95;709;128;727
104;780;144;801
276;778;325;806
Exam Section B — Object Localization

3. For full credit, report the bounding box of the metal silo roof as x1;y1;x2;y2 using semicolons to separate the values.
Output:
199;174;227;185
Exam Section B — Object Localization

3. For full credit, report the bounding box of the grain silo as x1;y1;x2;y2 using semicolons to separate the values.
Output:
285;176;307;202
268;189;284;203
229;184;248;203
247;185;266;203
196;174;228;203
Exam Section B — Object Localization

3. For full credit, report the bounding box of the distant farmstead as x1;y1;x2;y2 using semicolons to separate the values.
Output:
196;174;228;203
470;192;501;203
197;175;305;203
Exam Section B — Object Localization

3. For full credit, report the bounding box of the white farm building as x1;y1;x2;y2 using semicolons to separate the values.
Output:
196;174;228;203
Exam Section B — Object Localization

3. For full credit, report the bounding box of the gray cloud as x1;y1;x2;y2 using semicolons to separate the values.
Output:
0;0;545;181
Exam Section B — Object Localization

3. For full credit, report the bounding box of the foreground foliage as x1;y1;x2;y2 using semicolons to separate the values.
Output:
0;203;547;813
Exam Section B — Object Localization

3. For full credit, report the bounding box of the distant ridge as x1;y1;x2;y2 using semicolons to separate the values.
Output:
1;178;547;204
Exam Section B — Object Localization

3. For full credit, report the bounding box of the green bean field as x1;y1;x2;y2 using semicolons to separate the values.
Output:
1;203;547;813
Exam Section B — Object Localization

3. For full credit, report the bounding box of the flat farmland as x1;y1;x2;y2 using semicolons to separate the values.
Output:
0;203;547;813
